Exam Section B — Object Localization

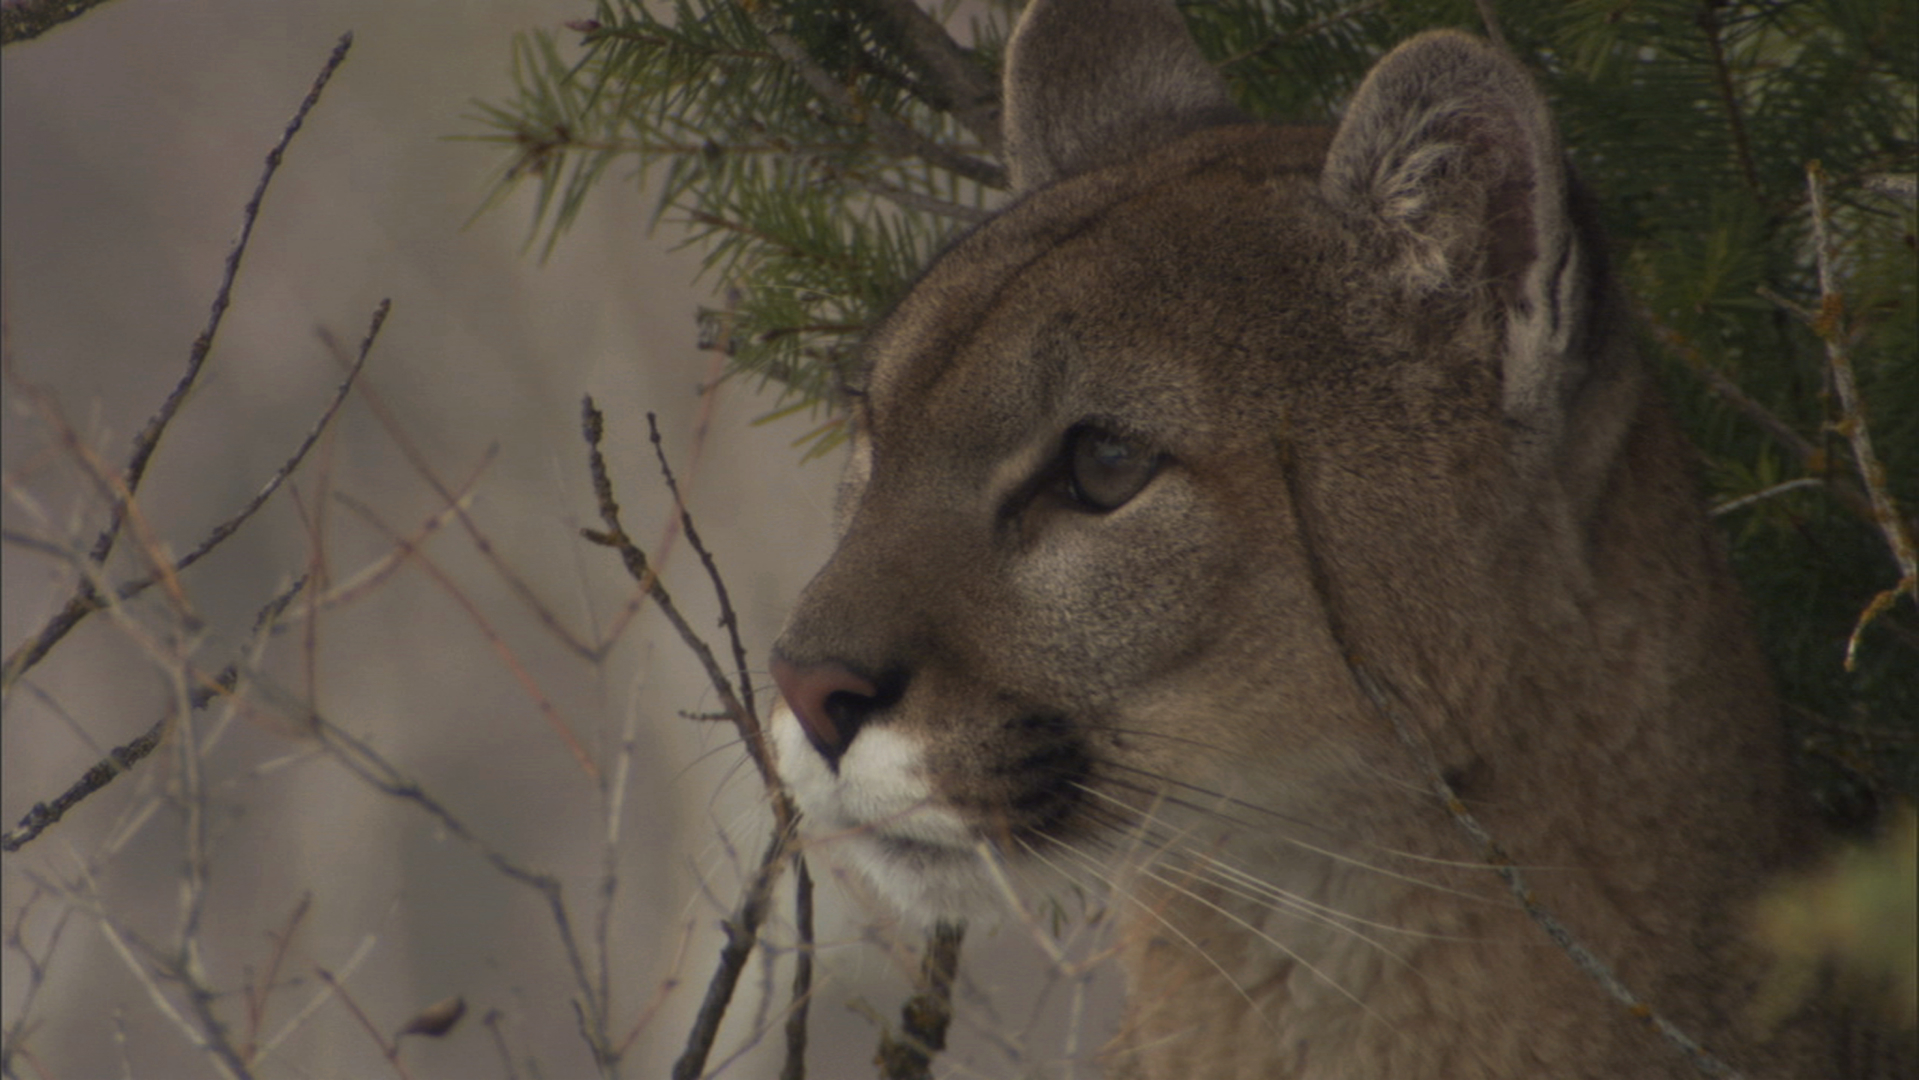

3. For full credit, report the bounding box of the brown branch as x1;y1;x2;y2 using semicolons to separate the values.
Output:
331;492;600;782
780;855;815;1080
757;23;1006;188
645;412;758;748
1346;663;1743;1078
314;967;411;1080
313;324;603;664
1697;4;1760;194
241;893;313;1062
0;569;304;853
1;298;385;694
843;0;1002;156
1803;163;1915;581
94;32;353;570
0;32;364;693
300;702;608;1066
671;823;795;1080
580;398;818;1077
0;0;121;45
876;921;965;1080
578;397;774;791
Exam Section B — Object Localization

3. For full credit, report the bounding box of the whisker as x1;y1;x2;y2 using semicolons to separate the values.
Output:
1029;834;1288;1039
1074;780;1504;905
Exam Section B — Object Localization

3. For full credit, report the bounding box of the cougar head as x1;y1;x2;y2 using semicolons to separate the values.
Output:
769;0;1753;938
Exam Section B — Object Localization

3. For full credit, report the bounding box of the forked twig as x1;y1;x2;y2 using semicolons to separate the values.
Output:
645;412;757;751
0;35;359;694
0;577;305;853
1800;161;1916;667
577;397;815;1078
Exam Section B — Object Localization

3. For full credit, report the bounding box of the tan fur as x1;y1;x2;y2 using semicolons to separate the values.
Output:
769;3;1876;1076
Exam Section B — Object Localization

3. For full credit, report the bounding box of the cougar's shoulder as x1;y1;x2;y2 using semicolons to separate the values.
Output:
770;2;1867;1076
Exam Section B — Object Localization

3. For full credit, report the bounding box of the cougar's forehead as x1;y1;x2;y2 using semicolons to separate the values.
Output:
859;126;1339;467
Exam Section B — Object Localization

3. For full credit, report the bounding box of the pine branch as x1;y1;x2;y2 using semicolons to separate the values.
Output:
842;0;1002;156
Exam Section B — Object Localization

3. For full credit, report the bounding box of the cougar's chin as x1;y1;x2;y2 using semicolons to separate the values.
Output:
770;704;1006;920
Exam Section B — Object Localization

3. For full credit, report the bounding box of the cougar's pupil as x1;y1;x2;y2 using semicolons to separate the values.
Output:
1068;426;1159;511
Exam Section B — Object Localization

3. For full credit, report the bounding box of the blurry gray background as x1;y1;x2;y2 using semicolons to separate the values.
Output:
2;3;1116;1077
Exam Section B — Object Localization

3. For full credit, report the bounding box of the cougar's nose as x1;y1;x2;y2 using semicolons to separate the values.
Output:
770;655;883;766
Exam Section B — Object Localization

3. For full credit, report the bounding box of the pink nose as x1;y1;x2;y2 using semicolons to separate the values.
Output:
770;656;880;763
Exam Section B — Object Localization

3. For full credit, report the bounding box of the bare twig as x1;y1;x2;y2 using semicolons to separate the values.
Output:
0;890;73;1075
315;967;411;1080
1;298;382;704
1471;0;1510;54
89;908;251;1080
779;856;815;1080
96;32;352;570
876;921;965;1080
241;893;312;1061
580;398;819;1078
314;323;603;664
0;35;359;693
482;1009;523;1080
671;824;795;1080
331;492;600;781
1801;162;1917;667
1646;304;1876;525
1348;663;1742;1079
578;398;771;791
645;412;758;750
1710;477;1824;518
299;702;609;1069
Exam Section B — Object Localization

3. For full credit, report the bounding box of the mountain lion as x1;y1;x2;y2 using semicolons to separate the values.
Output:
769;1;1876;1075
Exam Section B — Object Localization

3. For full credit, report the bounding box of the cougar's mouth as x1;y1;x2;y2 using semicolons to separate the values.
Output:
771;701;1104;915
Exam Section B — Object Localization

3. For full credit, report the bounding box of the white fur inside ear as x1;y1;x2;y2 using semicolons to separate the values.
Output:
770;705;1001;920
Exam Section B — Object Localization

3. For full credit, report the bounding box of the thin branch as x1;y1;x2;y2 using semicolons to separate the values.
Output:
314;968;411;1080
1646;303;1876;524
241;893;313;1062
876;921;965;1080
1797;161;1920;664
644;413;757;749
757;24;1007;188
298;702;609;1068
1697;5;1760;194
331;492;600;782
313;323;603;664
1347;663;1742;1079
1710;477;1824;517
91;912;249;1080
1;297;384;695
0;566;303;853
843;0;1002;156
93;32;353;570
670;823;795;1080
1472;0;1510;55
779;855;815;1080
577;398;771;792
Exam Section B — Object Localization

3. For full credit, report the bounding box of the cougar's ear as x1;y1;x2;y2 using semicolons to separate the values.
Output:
1003;0;1245;192
1322;31;1589;433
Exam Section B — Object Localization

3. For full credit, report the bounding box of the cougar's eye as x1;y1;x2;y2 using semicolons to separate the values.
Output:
1065;425;1161;511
